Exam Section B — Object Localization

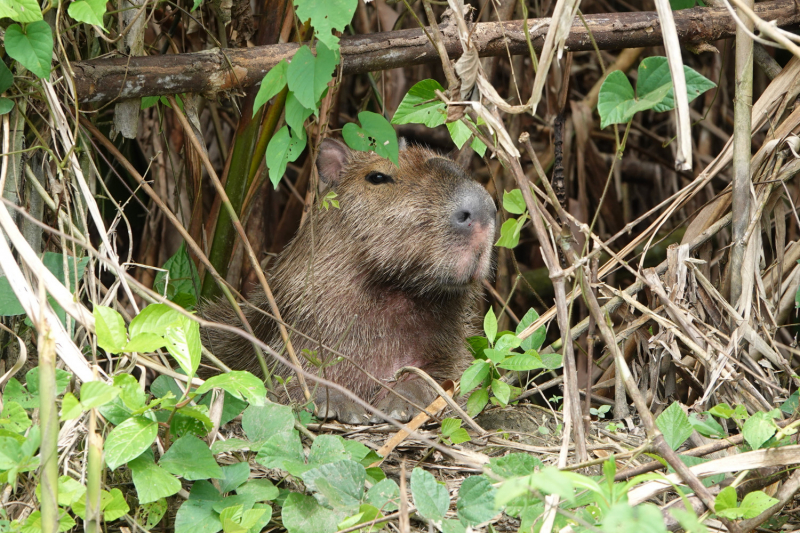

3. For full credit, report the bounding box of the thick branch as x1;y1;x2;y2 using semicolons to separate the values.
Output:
73;1;800;103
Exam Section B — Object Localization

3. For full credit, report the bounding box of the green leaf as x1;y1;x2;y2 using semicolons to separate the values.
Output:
0;253;88;319
637;56;716;113
460;360;489;394
502;189;526;215
483;307;497;344
441;418;461;437
4;22;52;78
494;333;522;354
302;460;366;511
391;79;446;127
498;353;544;371
114;373;147;410
175;499;222;533
517;307;545;352
708;402;734;419
366;478;399;512
281;492;345;533
715;486;737;513
688;413;725;439
307;434;348;466
129;451;182;504
20;511;76;533
255;430;304;470
0;0;42;23
743;410;777;450
466;387;489;417
68;0;107;28
266;125;304;187
0;436;22;469
236;479;279;502
125;332;166;353
737;490;779;519
253;59;288;117
489;453;542;478
0;402;31;433
284;91;313;139
219;462;250;493
160;435;223;480
0;61;14;93
457;476;496;526
446;119;472;149
195;371;267;407
129;303;182;337
79;381;120;409
293;0;357;52
342;111;399;166
597;69;673;129
411;467;449;522
164;315;201;378
449;428;471;444
495;215;526;249
140;499;169;529
104;415;158;471
241;402;294;443
93;305;127;354
153;242;201;309
601;502;666;533
670;0;695;8
0;98;13;114
286;44;335;110
492;379;511;405
656;402;693;451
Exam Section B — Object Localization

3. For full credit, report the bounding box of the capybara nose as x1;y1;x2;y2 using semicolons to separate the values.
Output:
451;185;496;235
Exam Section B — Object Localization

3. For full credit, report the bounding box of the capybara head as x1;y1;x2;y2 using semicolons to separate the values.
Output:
315;138;497;295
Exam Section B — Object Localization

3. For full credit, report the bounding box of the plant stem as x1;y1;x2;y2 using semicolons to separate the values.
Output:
37;313;58;533
730;0;754;307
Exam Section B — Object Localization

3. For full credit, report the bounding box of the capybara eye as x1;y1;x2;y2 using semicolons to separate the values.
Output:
365;171;393;185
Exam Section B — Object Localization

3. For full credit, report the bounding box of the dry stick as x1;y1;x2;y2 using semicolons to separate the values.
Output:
78;117;271;380
166;95;310;402
730;0;755;310
614;418;794;481
37;288;59;533
654;0;693;170
70;1;800;103
421;0;459;90
503;153;588;465
370;382;456;468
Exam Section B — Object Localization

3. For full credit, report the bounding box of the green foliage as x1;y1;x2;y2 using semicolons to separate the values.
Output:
68;0;107;29
392;78;487;156
462;307;553;416
253;59;288;117
440;418;471;445
410;467;449;522
715;486;778;519
342;111;399;166
0;0;42;23
742;409;780;450
154;243;201;309
293;0;357;52
656;402;693;450
5;21;52;79
597;56;715;128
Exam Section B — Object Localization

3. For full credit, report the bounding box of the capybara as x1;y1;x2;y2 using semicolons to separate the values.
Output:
201;138;496;423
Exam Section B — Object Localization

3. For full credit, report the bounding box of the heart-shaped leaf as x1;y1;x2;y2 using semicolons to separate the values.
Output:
5;21;52;79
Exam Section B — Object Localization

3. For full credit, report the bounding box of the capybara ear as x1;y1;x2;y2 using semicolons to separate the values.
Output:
317;138;351;186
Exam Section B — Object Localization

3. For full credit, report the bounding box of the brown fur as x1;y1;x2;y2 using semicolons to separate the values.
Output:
201;141;495;423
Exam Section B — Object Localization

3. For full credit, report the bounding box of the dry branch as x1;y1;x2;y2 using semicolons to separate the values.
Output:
72;1;800;103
